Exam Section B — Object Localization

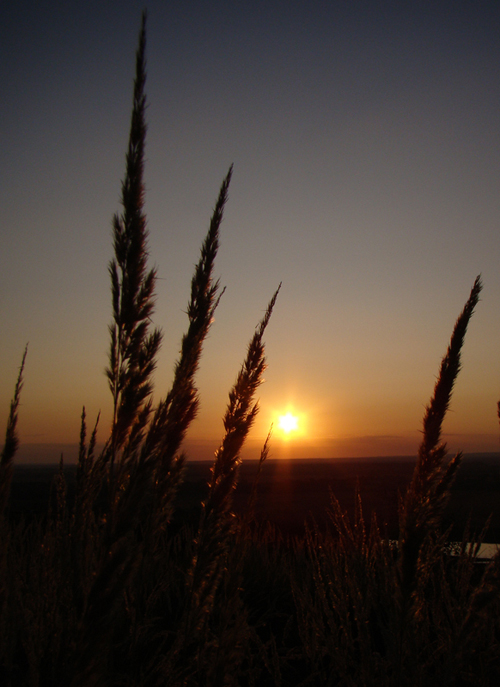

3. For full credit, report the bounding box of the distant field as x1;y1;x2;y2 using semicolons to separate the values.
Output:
10;454;500;541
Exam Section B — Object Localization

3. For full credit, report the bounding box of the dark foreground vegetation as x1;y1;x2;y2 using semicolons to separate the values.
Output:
1;14;499;686
9;455;500;543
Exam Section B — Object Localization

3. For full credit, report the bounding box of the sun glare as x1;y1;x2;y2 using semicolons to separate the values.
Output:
278;412;299;434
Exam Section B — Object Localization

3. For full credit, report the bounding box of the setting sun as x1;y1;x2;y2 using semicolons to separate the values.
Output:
278;413;299;434
271;407;309;443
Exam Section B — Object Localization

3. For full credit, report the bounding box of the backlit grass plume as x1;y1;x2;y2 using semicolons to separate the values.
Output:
0;345;28;660
106;11;162;469
399;276;482;613
143;166;232;537
152;287;280;686
174;286;281;661
71;18;234;683
0;345;27;517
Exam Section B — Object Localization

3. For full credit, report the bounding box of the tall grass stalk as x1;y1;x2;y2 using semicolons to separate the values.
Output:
191;284;281;608
396;275;482;682
144;165;232;541
162;286;280;683
0;344;27;518
106;10;162;474
69;15;158;683
244;425;273;525
0;345;28;680
71;15;235;684
399;276;482;606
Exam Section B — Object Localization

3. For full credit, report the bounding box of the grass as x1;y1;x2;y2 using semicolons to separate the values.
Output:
1;13;500;686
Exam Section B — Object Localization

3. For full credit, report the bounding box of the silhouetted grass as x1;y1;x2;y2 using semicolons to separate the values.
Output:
1;14;499;687
0;345;27;519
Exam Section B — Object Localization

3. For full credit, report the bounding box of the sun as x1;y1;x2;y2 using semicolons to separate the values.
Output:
278;412;299;435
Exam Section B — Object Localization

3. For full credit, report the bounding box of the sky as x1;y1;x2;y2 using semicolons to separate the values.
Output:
1;0;500;463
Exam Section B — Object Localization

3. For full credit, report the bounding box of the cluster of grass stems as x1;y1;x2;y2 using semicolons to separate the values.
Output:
1;15;499;686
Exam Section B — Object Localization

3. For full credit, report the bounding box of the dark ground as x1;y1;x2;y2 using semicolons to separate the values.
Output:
9;454;500;542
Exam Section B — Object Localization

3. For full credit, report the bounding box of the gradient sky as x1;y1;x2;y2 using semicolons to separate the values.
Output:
2;0;500;462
